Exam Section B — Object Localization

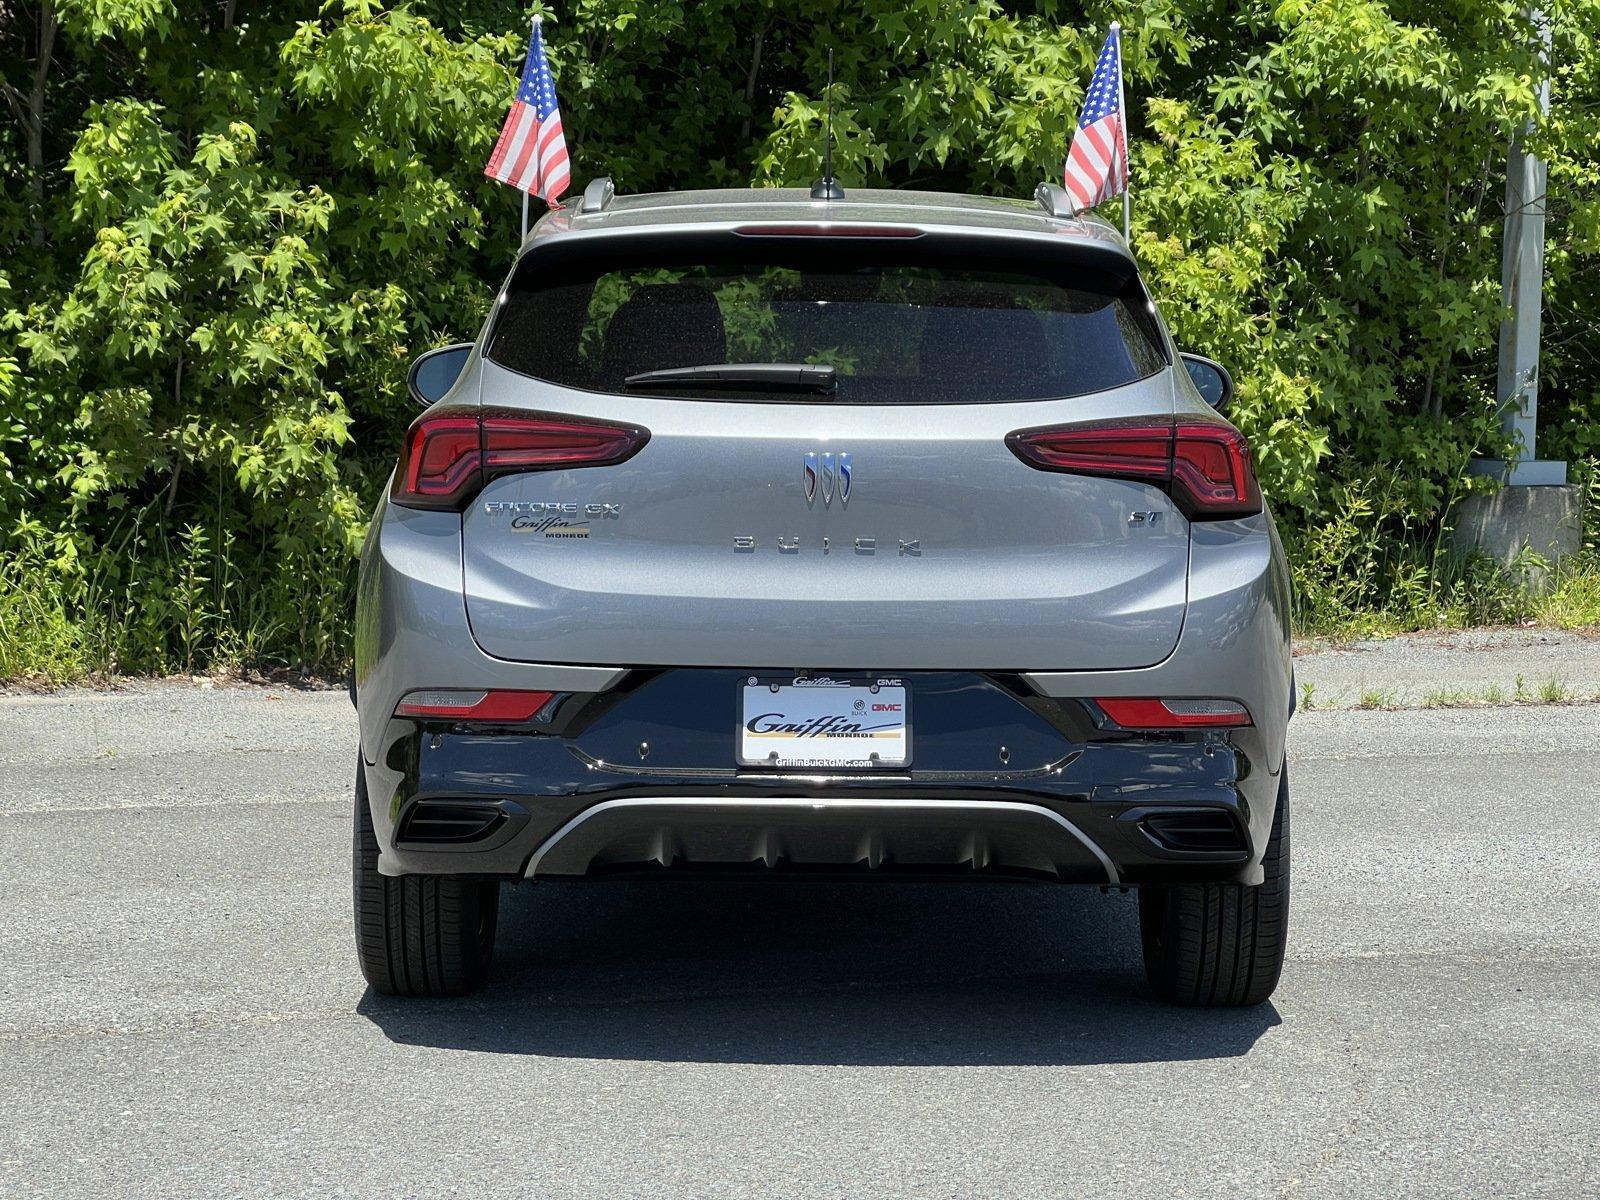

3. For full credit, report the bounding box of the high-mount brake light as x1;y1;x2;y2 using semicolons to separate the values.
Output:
732;224;924;238
1095;697;1252;729
1006;417;1262;520
391;406;648;511
395;689;557;723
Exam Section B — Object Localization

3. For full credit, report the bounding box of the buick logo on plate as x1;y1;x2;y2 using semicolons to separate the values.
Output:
803;451;852;506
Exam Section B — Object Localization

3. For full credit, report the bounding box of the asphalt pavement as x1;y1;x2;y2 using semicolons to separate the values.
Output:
1;650;1597;1198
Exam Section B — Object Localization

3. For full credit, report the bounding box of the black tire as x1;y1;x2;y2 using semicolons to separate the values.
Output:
1138;766;1290;1007
352;760;499;996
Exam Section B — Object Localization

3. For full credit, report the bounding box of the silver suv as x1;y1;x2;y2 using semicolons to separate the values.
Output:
352;180;1294;1006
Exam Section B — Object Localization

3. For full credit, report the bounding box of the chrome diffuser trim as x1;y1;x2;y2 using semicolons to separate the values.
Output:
523;795;1119;884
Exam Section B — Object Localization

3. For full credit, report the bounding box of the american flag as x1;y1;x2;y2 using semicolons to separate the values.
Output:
1063;26;1127;214
485;16;570;205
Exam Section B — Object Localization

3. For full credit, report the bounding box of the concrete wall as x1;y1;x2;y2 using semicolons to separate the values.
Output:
1449;485;1582;583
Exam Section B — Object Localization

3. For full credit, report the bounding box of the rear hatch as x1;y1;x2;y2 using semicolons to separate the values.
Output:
460;229;1186;671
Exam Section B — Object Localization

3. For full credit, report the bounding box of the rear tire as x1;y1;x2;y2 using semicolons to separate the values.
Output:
1138;766;1290;1006
352;759;499;996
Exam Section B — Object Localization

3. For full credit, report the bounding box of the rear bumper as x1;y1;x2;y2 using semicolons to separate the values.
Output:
355;504;1293;886
359;666;1279;887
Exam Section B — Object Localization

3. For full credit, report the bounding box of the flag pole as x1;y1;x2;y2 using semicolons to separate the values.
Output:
517;12;544;245
1112;21;1130;243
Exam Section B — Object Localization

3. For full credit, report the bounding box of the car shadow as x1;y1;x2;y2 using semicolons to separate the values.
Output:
357;880;1280;1066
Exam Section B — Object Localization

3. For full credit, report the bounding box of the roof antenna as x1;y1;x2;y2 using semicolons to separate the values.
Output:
810;49;845;200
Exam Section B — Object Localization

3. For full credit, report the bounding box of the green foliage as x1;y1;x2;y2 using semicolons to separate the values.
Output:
0;553;91;683
1290;458;1600;639
3;0;1600;677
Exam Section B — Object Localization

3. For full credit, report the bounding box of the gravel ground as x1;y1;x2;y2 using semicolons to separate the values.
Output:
1294;627;1600;707
1;642;1597;1199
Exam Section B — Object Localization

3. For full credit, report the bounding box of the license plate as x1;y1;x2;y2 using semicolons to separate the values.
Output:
738;676;910;768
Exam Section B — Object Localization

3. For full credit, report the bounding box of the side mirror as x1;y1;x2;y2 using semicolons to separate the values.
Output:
1180;353;1234;412
407;343;474;408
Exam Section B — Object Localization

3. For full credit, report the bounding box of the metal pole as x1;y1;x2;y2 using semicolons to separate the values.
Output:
1111;21;1130;242
518;12;540;247
1491;5;1555;485
1452;6;1575;572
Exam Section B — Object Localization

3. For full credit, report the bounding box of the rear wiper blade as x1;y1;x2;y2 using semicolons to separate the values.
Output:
622;363;838;394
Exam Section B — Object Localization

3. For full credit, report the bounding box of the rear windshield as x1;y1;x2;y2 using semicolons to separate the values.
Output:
487;240;1167;403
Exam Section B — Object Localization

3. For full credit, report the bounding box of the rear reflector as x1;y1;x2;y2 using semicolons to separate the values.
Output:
395;689;556;723
1007;417;1262;520
1096;697;1252;729
391;406;648;511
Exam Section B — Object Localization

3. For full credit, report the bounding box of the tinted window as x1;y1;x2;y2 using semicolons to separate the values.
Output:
488;242;1167;403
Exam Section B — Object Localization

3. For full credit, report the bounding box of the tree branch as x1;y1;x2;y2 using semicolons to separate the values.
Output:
739;20;767;145
1;78;28;129
164;346;185;519
28;0;58;248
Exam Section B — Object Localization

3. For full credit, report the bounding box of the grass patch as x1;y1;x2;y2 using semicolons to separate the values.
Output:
1533;560;1600;629
1535;676;1574;703
1293;544;1600;643
1288;463;1600;643
0;562;93;685
1327;677;1590;711
0;530;348;687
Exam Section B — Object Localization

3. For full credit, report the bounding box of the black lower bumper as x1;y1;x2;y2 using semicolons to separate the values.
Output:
376;785;1258;885
364;669;1279;886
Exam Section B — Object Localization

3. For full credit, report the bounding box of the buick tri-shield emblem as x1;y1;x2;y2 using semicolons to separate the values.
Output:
803;452;852;506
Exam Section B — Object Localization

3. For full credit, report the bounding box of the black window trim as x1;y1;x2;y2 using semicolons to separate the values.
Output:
483;228;1172;406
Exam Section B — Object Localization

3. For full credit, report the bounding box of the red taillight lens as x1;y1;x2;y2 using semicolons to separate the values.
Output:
391;406;649;511
1006;422;1172;484
398;413;481;502
1096;697;1252;729
395;689;556;723
1170;422;1262;518
1006;417;1262;520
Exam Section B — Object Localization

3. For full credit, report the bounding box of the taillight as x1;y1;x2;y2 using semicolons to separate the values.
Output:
1006;417;1262;520
1171;423;1261;518
395;689;556;723
1096;697;1252;729
391;406;648;511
